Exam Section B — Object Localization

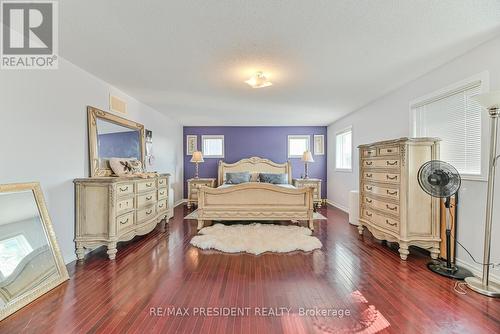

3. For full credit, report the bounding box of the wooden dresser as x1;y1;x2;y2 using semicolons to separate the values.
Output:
293;178;322;207
358;138;441;260
74;174;171;260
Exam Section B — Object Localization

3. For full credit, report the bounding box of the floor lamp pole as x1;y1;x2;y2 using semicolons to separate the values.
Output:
465;105;500;297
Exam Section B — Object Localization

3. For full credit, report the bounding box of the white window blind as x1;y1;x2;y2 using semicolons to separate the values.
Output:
202;135;224;158
288;135;310;158
335;128;352;170
412;82;482;176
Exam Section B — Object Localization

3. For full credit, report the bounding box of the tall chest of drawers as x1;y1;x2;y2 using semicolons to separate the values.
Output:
74;174;171;260
358;138;441;260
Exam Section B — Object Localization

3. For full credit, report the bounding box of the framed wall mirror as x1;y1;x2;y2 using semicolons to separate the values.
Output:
0;182;69;321
88;106;145;177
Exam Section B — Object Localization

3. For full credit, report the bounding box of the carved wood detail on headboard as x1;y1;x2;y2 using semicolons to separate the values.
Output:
217;157;292;186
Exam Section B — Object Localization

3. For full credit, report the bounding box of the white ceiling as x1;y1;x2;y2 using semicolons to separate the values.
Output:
60;1;500;126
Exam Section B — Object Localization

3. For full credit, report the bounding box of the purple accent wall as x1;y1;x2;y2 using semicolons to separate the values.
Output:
183;126;327;198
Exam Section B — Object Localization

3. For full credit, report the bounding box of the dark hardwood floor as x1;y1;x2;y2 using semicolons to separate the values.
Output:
1;204;499;333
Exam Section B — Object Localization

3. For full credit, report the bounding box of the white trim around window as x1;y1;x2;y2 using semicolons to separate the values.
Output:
201;135;225;158
335;126;353;172
409;71;490;181
287;135;310;158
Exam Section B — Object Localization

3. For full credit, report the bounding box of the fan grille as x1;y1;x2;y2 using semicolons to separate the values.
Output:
417;160;461;198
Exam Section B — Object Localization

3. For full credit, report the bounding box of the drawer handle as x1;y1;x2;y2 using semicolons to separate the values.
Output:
366;186;373;191
386;149;393;153
366;161;373;166
386;204;397;211
386;175;398;180
120;218;129;225
386;161;398;166
366;173;373;178
159;180;164;184
146;209;153;215
146;183;153;187
146;196;152;200
159;203;164;208
119;186;129;191
365;211;373;217
385;219;397;226
365;198;373;203
386;190;398;196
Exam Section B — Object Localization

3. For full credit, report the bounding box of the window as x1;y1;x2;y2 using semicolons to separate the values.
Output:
335;127;352;171
411;73;488;179
202;135;224;158
0;235;33;278
288;135;310;158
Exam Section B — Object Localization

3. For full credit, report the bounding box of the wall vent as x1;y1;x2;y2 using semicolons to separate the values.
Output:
109;94;127;114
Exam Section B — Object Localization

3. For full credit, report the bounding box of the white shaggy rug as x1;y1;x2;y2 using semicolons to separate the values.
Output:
190;223;322;255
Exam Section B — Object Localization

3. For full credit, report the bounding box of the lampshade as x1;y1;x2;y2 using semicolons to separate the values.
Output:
190;151;204;163
472;91;500;109
245;72;272;89
302;151;314;163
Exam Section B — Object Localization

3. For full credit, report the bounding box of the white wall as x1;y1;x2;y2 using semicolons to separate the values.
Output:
328;35;500;280
0;58;183;264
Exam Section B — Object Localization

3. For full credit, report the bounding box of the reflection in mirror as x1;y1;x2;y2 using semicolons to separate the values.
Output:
96;118;141;160
0;183;68;320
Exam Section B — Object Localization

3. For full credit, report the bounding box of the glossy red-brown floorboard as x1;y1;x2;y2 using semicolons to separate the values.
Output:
1;205;499;333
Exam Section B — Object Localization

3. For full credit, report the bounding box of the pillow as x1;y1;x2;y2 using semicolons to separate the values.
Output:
250;172;260;182
259;173;288;184
109;158;144;176
225;172;251;184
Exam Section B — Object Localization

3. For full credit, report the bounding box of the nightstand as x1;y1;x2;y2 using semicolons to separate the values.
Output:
187;178;216;209
293;178;322;208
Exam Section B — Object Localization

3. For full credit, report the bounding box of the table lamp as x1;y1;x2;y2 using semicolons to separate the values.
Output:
190;151;204;179
302;151;314;179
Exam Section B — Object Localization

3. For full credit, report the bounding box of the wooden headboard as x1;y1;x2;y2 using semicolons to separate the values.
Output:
217;157;292;186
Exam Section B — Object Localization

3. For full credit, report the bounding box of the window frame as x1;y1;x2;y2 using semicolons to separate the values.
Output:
287;135;311;159
335;126;353;172
201;135;225;158
409;71;489;181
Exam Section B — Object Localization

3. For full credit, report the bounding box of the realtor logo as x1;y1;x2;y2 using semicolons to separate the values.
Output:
1;1;58;69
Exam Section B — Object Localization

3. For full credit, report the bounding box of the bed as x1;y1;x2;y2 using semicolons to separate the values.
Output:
196;157;314;230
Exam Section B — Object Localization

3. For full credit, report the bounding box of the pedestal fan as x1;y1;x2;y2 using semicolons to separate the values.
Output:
418;160;473;279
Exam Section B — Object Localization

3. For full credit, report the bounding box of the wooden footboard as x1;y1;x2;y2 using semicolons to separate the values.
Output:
196;183;314;230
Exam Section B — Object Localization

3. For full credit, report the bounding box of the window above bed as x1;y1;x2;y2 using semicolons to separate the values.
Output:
202;135;225;158
288;135;310;158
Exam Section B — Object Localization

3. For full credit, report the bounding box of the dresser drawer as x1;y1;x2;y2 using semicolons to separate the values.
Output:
157;200;168;213
157;177;168;188
137;206;156;222
137;180;156;193
363;148;377;158
362;208;399;232
158;188;168;200
137;192;157;208
363;196;399;216
362;183;400;200
362;171;400;184
116;197;134;214
363;159;400;169
116;183;134;197
379;146;399;156
116;211;134;232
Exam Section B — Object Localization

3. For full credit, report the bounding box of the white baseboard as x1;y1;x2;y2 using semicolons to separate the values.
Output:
325;199;349;213
174;199;187;207
455;258;500;285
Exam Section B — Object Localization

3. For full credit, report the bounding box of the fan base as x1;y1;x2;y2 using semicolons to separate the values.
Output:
464;276;500;297
427;260;473;280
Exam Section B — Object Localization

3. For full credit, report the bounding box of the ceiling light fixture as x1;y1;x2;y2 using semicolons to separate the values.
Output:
245;71;272;88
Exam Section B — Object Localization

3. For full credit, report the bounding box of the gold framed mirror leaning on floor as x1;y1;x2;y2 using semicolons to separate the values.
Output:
0;182;69;321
